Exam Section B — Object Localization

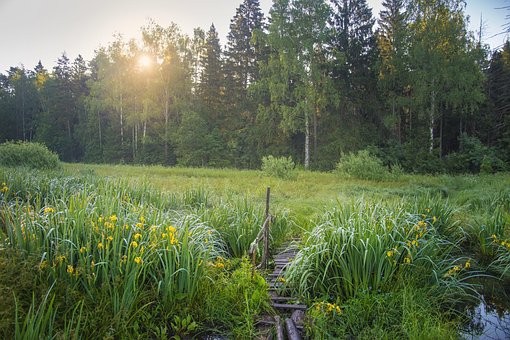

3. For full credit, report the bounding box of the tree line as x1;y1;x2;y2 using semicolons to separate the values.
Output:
1;0;509;173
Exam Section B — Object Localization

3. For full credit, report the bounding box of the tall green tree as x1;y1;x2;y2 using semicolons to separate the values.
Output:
487;41;510;160
376;0;409;142
262;0;333;170
199;24;224;125
406;0;484;156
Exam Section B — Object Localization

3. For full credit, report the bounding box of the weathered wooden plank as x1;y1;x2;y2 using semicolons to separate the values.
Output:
275;316;284;340
285;318;302;340
271;303;307;310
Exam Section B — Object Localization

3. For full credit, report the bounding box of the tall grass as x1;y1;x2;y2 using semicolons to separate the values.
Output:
285;199;479;304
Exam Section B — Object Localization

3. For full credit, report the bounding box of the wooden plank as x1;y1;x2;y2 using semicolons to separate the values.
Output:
271;303;307;311
285;318;302;340
275;316;284;340
271;296;297;302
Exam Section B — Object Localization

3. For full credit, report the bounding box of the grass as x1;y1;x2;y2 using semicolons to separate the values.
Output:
63;163;510;225
1;164;510;338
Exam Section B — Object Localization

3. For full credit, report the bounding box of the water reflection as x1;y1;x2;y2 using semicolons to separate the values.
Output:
463;279;510;339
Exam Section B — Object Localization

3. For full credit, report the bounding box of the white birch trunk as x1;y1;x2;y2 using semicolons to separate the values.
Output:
305;112;310;171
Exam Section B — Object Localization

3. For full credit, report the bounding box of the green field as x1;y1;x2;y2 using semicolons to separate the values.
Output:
1;164;510;339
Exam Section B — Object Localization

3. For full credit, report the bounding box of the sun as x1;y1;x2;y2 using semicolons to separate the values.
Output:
138;55;152;69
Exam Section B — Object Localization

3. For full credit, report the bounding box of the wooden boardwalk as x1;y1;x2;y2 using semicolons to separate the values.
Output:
266;239;306;340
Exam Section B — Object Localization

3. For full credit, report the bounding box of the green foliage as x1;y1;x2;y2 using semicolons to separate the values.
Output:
306;288;459;339
0;141;61;170
170;314;198;339
336;149;391;181
444;134;507;174
285;199;478;302
261;155;296;180
198;258;272;338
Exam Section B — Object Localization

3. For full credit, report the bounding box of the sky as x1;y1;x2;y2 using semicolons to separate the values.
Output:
0;0;508;73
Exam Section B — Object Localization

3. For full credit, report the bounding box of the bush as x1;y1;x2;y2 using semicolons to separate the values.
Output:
261;155;296;180
444;134;507;174
335;150;390;181
0;141;61;170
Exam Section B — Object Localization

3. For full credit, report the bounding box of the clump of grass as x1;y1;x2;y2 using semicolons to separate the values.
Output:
198;258;272;338
195;196;291;258
285;199;479;304
0;141;61;170
0;168;228;337
335;149;394;181
261;155;296;180
306;287;460;339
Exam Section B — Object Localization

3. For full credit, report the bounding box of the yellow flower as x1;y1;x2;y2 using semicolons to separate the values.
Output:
109;214;118;223
67;265;74;274
97;242;104;249
98;216;104;223
411;239;419;247
417;220;426;228
277;277;286;283
386;250;394;257
135;222;143;228
39;260;48;270
130;241;138;248
0;185;8;193
167;226;176;233
161;233;167;239
207;230;213;235
465;261;471;269
139;215;146;223
134;256;143;264
432;216;437;223
56;255;66;263
107;235;113;242
404;257;411;264
425;208;431;213
134;233;142;240
215;262;225;269
121;255;127;263
79;246;87;254
44;207;55;214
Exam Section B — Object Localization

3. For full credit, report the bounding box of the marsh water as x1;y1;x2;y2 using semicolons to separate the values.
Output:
462;278;510;339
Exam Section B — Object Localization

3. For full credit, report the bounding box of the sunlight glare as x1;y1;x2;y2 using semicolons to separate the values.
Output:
138;55;152;69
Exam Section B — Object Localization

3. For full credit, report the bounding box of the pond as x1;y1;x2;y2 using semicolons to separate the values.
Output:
462;278;510;339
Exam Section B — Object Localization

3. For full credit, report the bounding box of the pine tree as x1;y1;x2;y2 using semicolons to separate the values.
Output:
376;0;409;142
199;24;224;125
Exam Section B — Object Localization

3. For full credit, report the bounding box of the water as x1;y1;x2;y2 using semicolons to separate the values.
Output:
462;279;510;339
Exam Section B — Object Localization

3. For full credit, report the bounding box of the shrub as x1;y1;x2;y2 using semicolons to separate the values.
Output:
261;155;296;180
0;141;61;170
335;150;390;181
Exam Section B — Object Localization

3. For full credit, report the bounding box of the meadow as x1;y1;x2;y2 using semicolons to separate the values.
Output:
1;162;510;338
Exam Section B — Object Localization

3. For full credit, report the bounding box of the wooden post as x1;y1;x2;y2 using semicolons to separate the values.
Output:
263;187;270;270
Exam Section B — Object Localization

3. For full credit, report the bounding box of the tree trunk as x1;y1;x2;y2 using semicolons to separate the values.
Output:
313;106;318;166
429;80;435;153
164;87;169;164
304;112;310;171
98;110;102;151
120;93;124;145
439;114;443;158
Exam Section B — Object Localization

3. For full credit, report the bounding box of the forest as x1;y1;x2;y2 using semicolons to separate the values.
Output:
1;0;509;173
